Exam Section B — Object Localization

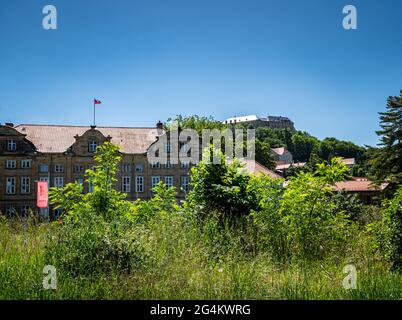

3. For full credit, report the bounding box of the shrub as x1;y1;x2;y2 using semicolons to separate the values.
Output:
368;186;402;271
46;142;147;276
330;190;364;221
253;158;354;262
187;147;259;222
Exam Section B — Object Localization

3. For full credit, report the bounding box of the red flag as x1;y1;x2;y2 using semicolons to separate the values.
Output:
37;181;48;208
94;98;102;105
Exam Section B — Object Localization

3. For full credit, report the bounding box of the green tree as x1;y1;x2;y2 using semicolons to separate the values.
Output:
255;139;276;169
49;142;134;222
165;114;227;134
187;146;259;221
292;131;320;162
369;90;402;190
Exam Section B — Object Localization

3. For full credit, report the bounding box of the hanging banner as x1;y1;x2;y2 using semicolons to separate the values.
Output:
37;181;48;208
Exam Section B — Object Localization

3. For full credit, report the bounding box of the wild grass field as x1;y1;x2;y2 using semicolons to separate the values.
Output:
1;143;401;300
1;214;402;300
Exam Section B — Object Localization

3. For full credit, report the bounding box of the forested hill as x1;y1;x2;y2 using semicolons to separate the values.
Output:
164;114;369;176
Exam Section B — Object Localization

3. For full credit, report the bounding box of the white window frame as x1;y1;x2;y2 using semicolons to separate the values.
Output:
6;177;16;194
39;164;49;173
20;177;30;194
122;163;131;173
135;164;144;173
6;160;16;169
54;164;64;173
21;205;30;216
6;140;17;151
135;176;144;193
5;205;15;217
88;181;94;193
74;164;84;173
54;177;64;189
21;159;31;169
164;160;172;169
164;176;173;188
88;140;97;152
181;176;190;192
122;177;131;193
151;176;160;189
39;176;49;182
180;161;190;169
151;161;160;169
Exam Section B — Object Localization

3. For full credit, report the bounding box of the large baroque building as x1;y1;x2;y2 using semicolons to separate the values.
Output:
223;115;295;131
0;122;191;218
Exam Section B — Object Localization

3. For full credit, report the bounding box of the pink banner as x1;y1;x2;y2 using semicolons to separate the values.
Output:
37;181;48;208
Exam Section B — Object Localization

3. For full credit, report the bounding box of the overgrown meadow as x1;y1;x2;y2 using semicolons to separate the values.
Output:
1;142;402;300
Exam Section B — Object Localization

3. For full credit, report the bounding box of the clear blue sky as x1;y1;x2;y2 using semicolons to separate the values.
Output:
0;0;401;146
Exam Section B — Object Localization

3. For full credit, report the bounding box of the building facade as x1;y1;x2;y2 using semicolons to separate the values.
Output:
0;123;191;218
223;115;295;131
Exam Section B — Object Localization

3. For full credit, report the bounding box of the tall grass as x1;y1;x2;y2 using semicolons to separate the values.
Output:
1;214;402;300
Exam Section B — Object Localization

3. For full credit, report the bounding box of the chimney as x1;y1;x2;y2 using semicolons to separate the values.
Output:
156;121;164;130
5;123;14;127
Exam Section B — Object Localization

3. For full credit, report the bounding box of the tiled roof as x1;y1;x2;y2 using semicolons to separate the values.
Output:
340;158;356;165
234;159;282;179
333;180;388;192
14;124;164;154
275;162;306;170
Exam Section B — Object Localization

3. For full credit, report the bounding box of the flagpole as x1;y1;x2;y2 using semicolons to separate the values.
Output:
93;98;95;127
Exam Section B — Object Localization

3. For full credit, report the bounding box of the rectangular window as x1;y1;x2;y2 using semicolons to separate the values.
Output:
88;181;94;193
164;176;173;188
135;164;144;173
122;177;131;193
5;205;15;217
21;177;30;194
181;176;190;192
151;161;160;168
164;143;171;153
39;164;49;173
164;161;172;169
39;176;49;182
122;163;131;173
21;205;30;216
88;140;97;152
54;177;64;189
135;176;144;193
6;140;17;151
74;164;84;173
39;208;49;218
151;176;160;189
75;177;84;185
6;160;16;169
54;164;64;173
21;160;31;169
180;161;190;169
87;164;95;171
6;177;16;194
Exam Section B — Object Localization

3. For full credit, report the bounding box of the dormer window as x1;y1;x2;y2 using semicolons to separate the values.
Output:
6;140;17;151
88;140;97;152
